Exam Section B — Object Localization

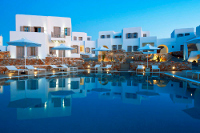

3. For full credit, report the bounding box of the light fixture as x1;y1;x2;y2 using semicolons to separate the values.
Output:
172;66;175;69
88;65;90;68
191;93;192;96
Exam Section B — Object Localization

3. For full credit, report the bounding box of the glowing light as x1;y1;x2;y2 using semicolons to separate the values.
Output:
191;93;192;96
44;102;47;108
172;66;175;70
34;67;37;70
88;65;90;68
107;72;108;74
143;66;145;69
132;57;133;59
173;75;175;77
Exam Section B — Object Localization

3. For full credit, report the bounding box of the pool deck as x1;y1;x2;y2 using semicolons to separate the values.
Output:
0;69;200;85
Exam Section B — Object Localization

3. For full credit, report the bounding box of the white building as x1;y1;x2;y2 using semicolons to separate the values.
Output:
97;26;200;61
7;14;200;62
72;32;96;57
0;36;7;51
8;14;96;59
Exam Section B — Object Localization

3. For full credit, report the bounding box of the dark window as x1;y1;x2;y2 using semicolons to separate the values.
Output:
127;80;131;86
27;80;38;90
127;46;132;52
127;33;131;38
133;46;138;51
92;48;95;54
118;45;122;50
180;45;184;51
71;81;79;89
87;37;91;41
85;78;90;83
112;45;117;50
74;36;77;40
101;35;105;38
85;47;90;53
92;77;95;83
64;28;68;36
49;79;56;88
34;27;41;32
71;45;79;54
24;26;29;32
185;33;190;36
176;95;182;98
78;37;83;41
59;79;65;87
143;34;147;37
125;93;137;99
114;35;122;38
17;81;25;90
133;33;138;38
179;81;183;88
172;46;174;48
106;35;110;38
112;82;117;86
177;34;184;37
118;82;122;86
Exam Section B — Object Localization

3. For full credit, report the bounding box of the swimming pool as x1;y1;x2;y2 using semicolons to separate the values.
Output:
0;72;200;133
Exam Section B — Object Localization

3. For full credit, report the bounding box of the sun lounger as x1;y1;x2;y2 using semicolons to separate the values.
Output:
192;71;200;80
26;65;46;74
152;65;160;73
100;65;112;71
6;66;29;75
90;64;101;71
136;65;145;73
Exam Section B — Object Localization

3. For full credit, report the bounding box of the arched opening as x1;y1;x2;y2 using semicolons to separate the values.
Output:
157;45;168;53
103;45;109;49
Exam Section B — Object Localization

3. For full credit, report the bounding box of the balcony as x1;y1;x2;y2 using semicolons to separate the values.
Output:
51;32;65;38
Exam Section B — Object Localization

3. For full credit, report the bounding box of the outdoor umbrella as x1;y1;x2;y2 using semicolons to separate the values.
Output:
7;38;41;68
51;44;74;66
92;47;111;67
138;44;160;69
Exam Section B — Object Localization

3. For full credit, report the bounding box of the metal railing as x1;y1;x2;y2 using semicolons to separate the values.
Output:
51;32;65;38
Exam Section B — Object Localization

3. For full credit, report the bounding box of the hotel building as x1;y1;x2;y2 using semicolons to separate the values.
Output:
8;14;96;59
7;14;200;62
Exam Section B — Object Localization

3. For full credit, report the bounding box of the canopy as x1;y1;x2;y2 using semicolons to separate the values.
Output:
92;47;111;51
7;38;41;47
138;44;160;51
186;37;200;44
51;44;74;50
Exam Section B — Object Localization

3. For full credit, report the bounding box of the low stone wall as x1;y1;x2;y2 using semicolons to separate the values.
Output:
81;61;192;71
0;51;10;59
98;50;172;62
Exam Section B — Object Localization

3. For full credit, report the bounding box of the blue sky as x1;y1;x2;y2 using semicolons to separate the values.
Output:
0;0;200;45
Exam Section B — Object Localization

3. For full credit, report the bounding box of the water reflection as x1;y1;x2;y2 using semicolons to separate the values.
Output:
2;73;200;120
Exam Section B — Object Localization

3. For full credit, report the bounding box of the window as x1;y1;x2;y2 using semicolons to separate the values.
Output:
143;34;147;37
85;47;90;53
133;33;138;38
74;36;77;40
85;78;90;83
92;48;95;54
101;35;105;38
127;46;132;52
87;37;91;41
49;47;56;55
112;45;117;50
106;35;110;38
133;46;138;51
177;34;184;37
185;33;190;36
180;45;184;51
24;26;29;32
114;35;122;38
64;28;68;36
27;80;38;90
71;81;79;89
71;45;79;54
118;45;122;50
126;33;131;38
30;47;36;56
78;37;83;41
34;27;41;32
172;46;174;48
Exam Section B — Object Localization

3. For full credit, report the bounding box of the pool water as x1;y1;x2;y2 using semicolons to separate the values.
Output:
0;72;200;133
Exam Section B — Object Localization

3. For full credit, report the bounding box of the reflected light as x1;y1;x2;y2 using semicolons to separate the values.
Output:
191;93;193;96
172;66;175;70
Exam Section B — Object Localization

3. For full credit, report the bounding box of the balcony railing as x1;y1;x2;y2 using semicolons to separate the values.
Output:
51;32;65;38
